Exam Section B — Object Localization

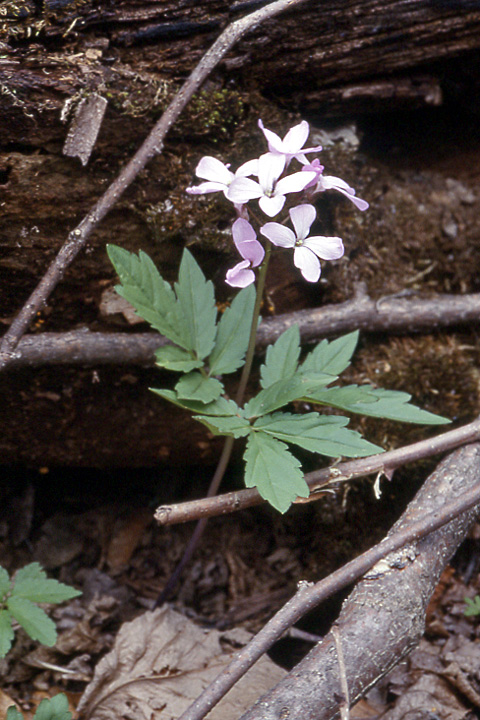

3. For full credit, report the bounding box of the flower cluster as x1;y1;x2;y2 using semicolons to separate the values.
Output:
187;120;368;286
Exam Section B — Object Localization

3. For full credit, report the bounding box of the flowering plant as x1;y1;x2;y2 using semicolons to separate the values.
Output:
107;120;448;512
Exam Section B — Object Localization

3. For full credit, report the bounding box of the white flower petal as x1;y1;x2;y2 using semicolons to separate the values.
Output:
226;177;263;204
258;119;284;153
259;193;286;217
294;246;321;282
186;181;227;195
303;235;344;260
276;171;317;196
282;121;309;152
260;223;295;248
289;204;316;241
196;156;233;185
257;153;286;191
236;158;259;177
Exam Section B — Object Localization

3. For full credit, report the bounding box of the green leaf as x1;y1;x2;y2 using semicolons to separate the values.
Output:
244;373;335;419
300;331;359;376
307;385;450;424
464;595;480;617
244;433;309;513
175;372;224;404
34;694;72;720
175;249;217;360
193;414;251;438
254;412;383;457
107;245;188;348
208;286;255;376
260;325;301;389
7;596;57;646
155;345;203;372
6;707;24;720
0;566;11;599
12;563;81;604
151;389;240;416
0;609;14;658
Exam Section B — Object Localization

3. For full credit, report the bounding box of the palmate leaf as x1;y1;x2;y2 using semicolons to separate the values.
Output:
193;414;251;439
155;345;203;372
300;331;359;376
208;285;255;375
0;609;14;658
7;596;57;646
107;245;187;349
34;694;72;720
175;372;224;404
12;563;81;604
254;412;383;458
244;432;309;513
175;249;217;360
244;372;335;419
260;325;301;389
0;566;10;598
151;389;240;416
306;384;450;424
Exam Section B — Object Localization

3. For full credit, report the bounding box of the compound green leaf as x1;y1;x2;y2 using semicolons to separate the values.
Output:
175;372;224;404
107;245;188;349
34;694;72;720
244;433;309;513
260;325;301;389
208;285;255;375
0;609;14;658
6;707;23;720
7;596;56;646
300;331;359;376
193;414;251;438
0;566;10;599
12;563;81;604
155;345;203;372
175;249;217;360
307;385;450;424
151;389;240;416
254;412;383;457
244;373;335;419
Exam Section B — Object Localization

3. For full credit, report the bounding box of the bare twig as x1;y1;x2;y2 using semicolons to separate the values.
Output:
332;626;350;720
155;416;480;525
177;448;480;720
0;0;306;371
6;290;480;370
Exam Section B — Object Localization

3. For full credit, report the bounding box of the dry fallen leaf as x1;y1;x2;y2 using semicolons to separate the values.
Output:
77;606;285;720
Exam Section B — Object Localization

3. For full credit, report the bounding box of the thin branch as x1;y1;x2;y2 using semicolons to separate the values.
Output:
155;417;480;525
7;289;480;370
332;626;350;720
177;448;480;720
0;0;306;371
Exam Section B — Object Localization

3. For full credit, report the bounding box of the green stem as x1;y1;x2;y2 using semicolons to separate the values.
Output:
154;243;271;607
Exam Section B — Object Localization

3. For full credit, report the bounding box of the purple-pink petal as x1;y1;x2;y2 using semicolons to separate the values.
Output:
226;260;255;288
260;222;295;248
293;246;321;282
289;204;316;240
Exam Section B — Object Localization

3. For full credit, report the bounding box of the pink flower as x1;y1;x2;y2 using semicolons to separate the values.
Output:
258;119;322;165
226;218;265;288
227;153;317;217
260;204;344;283
301;159;369;211
186;156;257;197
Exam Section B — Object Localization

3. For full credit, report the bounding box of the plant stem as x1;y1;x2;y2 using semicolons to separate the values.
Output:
154;243;271;606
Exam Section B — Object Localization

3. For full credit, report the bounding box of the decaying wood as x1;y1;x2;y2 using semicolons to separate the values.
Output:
238;443;480;720
5;289;480;369
177;443;480;720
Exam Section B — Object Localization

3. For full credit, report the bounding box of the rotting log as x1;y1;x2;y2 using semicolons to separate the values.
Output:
238;442;480;720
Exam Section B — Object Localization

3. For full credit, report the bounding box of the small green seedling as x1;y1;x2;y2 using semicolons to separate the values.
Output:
0;562;81;657
7;693;72;720
464;595;480;616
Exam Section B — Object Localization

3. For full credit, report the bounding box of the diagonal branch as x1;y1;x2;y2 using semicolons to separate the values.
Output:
178;443;480;720
0;0;306;372
155;416;480;525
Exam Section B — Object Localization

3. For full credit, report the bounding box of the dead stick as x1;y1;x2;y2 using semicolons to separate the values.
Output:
177;455;480;720
0;0;306;371
6;289;480;370
155;417;480;525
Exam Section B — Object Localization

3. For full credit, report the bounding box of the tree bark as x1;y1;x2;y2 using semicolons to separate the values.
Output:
239;442;480;720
